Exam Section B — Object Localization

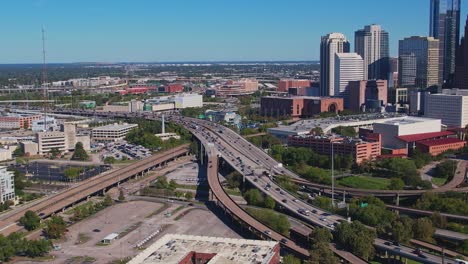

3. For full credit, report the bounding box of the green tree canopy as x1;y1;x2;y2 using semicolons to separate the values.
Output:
19;210;41;231
71;142;89;161
44;215;67;239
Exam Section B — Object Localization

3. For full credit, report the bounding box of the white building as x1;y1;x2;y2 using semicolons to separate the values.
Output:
320;33;350;96
32;117;58;132
36;122;91;155
424;89;468;128
128;234;279;264
92;123;138;142
0;167;15;203
334;53;364;104
147;93;203;110
373;116;441;149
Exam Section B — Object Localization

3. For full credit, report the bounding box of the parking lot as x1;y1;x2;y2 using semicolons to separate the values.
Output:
40;200;241;264
101;141;151;161
11;162;111;182
164;161;207;186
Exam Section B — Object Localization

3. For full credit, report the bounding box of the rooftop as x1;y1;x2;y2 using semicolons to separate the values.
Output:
396;131;455;143
92;123;138;131
128;234;278;264
268;113;405;135
376;116;440;126
416;138;466;147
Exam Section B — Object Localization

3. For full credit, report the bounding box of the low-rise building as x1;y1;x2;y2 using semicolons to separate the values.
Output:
288;133;381;164
0;166;15;203
217;79;259;96
278;79;310;92
0;148;12;161
92;123;138;143
424;89;468;128
416;138;466;156
32;117;59;132
128;234;280;264
37;131;68;155
0;114;42;130
373;116;442;149
260;96;343;119
20;141;39;156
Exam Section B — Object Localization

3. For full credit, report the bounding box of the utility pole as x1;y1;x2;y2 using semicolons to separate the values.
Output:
331;141;335;208
42;27;49;132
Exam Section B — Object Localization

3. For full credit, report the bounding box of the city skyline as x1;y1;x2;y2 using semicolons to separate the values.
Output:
1;0;468;63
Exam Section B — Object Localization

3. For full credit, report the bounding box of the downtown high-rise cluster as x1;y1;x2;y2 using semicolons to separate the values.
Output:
319;0;466;108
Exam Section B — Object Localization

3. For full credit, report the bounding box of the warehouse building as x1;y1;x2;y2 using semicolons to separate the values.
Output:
128;234;280;264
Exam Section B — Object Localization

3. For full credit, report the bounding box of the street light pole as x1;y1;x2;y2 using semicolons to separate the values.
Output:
331;141;335;208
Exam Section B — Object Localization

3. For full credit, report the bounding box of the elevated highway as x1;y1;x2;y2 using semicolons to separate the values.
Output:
0;145;189;235
50;109;462;263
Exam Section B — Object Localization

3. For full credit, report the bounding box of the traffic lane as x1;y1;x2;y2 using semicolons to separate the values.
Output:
374;238;444;264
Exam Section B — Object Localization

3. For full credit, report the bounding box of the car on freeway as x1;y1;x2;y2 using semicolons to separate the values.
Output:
264;230;272;235
93;229;101;232
292;199;298;202
282;199;287;203
394;247;401;252
279;191;285;195
280;238;288;244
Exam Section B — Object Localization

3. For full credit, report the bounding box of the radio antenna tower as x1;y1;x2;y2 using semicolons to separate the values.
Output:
42;27;48;132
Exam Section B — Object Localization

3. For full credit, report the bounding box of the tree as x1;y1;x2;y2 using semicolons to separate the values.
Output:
225;171;242;189
335;221;376;261
264;195;276;209
308;244;338;264
71;142;89;161
104;156;116;164
310;126;323;135
433;160;457;179
12;146;24;157
331;126;357;137
19;211;41;231
44;216;67;239
118;189;125;201
283;255;301;264
431;211;447;228
185;192;193;201
0;235;15;261
64;167;83;181
49;147;61;159
389;216;414;243
243;189;264;206
24;239;51;257
388;178;404;190
413;218;435;242
102;194;114;207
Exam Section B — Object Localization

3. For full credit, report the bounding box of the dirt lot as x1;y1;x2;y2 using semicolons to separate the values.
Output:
16;200;241;264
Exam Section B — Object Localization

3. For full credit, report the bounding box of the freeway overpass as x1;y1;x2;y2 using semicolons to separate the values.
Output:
51;109;462;263
0;145;189;235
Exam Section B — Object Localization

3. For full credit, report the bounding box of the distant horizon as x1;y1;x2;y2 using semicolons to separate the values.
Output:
0;60;321;66
1;0;467;63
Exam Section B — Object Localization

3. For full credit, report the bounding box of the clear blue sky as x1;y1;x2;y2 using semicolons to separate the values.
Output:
1;0;467;63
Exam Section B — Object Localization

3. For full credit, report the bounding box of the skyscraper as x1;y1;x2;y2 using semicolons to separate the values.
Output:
430;0;461;85
334;53;364;106
398;53;417;87
355;24;390;80
398;36;439;89
320;33;350;96
454;16;468;89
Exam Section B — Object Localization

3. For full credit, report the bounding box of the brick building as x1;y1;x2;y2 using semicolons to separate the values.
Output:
348;80;388;112
288;133;381;164
161;83;183;93
416;138;466;156
0;114;42;129
278;79;310;92
260;96;343;119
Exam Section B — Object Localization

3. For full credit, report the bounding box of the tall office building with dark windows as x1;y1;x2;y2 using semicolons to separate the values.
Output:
454;16;468;89
398;36;439;89
355;24;390;80
430;0;461;86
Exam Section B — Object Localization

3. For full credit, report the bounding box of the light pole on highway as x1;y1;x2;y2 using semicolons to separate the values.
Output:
331;141;335;208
